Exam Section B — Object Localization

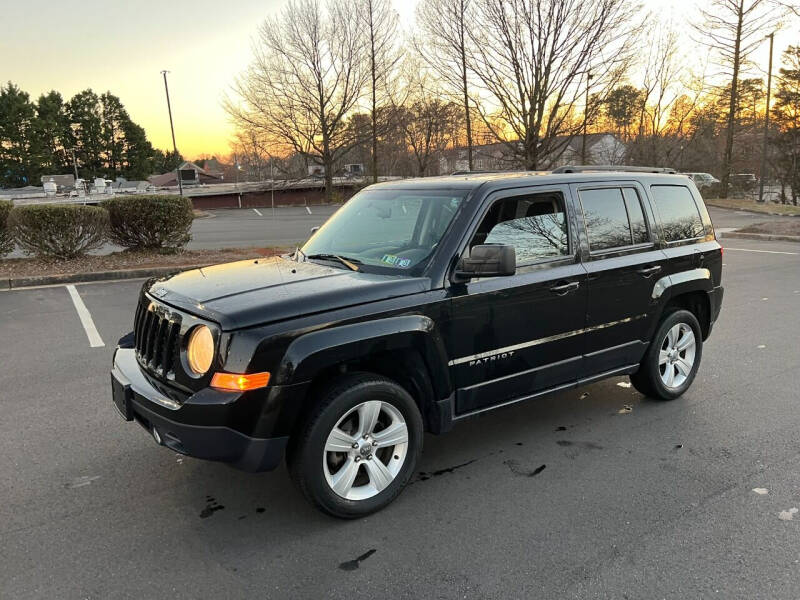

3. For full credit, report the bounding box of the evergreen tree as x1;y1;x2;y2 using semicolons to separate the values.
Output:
0;83;37;187
32;91;74;174
68;90;105;178
121;120;156;179
772;46;800;204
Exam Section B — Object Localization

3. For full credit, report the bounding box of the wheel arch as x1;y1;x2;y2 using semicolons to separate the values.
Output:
651;268;713;340
276;316;453;437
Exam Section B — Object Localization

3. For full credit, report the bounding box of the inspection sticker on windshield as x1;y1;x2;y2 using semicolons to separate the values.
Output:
381;254;411;268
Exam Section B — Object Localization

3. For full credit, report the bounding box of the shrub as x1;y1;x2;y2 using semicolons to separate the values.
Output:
0;199;13;257
9;204;109;259
103;195;193;250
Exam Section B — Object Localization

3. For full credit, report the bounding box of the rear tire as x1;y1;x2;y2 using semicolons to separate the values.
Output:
630;309;703;401
288;373;423;518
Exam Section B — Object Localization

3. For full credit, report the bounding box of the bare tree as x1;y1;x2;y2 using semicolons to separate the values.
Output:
226;0;369;201
694;0;783;197
359;0;402;183
629;23;706;167
465;0;639;170
399;68;462;176
416;0;475;170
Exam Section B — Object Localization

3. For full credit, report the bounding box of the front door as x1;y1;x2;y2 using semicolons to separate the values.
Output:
445;187;588;415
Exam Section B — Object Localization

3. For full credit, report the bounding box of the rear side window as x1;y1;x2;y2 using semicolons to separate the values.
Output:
579;188;648;251
622;188;648;244
650;185;704;242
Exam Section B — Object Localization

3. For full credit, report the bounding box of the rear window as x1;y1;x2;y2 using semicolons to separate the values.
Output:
650;185;704;242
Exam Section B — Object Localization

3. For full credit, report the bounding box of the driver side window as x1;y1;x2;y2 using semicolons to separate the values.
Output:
470;193;570;265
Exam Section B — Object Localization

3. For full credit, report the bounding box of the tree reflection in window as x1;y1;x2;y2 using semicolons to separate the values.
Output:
580;188;636;251
482;195;569;264
650;185;705;242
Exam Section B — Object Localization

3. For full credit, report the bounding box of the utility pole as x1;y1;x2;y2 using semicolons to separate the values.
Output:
581;72;593;164
71;148;79;180
161;70;183;197
758;32;774;204
235;154;242;208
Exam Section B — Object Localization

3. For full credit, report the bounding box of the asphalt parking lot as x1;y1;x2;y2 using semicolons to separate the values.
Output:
2;219;800;598
188;204;341;250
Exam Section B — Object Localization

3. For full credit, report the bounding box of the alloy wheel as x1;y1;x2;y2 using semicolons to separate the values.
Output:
323;401;409;501
658;323;696;388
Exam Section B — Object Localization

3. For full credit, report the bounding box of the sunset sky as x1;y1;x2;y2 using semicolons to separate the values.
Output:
2;0;794;161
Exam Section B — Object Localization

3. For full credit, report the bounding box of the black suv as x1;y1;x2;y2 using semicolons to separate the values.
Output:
111;167;723;517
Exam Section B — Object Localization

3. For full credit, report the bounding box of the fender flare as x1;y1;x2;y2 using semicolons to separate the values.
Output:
274;315;452;400
649;268;713;338
651;268;713;302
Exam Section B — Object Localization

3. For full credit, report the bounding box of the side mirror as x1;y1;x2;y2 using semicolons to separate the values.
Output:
454;244;516;281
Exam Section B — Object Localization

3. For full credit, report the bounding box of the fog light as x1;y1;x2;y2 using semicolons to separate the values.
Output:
152;427;163;445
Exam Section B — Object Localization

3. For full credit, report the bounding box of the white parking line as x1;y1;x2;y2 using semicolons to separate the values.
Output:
724;247;798;256
253;208;263;216
66;285;105;348
305;206;312;215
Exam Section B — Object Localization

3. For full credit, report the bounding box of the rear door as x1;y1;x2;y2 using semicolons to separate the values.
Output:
572;182;669;374
445;185;588;415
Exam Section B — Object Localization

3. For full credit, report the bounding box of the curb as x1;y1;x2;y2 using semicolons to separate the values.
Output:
718;231;800;243
2;264;215;290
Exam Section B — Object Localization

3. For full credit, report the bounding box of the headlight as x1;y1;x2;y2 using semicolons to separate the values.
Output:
186;325;214;374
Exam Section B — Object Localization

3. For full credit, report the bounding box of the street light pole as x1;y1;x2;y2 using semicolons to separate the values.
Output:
71;148;79;181
581;72;593;164
235;154;242;209
758;32;774;204
271;161;275;219
161;70;183;197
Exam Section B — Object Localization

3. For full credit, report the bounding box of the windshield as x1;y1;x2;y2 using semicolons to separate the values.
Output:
301;189;466;273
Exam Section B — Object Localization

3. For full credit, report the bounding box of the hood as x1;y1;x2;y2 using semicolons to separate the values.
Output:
147;255;430;330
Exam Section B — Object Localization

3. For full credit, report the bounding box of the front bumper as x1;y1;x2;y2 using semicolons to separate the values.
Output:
111;348;288;472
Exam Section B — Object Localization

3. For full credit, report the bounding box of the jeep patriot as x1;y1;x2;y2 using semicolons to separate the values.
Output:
111;166;724;517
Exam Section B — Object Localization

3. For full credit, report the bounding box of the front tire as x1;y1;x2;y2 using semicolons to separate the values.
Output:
288;373;423;518
630;309;703;400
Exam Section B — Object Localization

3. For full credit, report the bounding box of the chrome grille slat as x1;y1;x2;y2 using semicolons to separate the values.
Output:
144;310;157;361
152;317;167;369
133;297;182;378
162;321;179;374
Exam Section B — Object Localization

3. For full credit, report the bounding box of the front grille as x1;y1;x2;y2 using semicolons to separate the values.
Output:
134;298;182;377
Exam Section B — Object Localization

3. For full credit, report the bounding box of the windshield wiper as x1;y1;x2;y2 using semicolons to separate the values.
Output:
306;253;362;272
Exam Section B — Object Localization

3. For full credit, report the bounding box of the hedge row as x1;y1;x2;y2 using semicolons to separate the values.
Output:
0;195;193;260
0;200;13;256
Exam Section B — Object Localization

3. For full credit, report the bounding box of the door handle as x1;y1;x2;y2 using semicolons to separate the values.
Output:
637;265;661;277
549;281;580;294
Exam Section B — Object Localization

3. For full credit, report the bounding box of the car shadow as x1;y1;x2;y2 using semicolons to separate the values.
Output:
163;375;665;541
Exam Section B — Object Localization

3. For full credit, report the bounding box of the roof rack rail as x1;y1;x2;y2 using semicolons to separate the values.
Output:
450;170;512;175
551;165;677;174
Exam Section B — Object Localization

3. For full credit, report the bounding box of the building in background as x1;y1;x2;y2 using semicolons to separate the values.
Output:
148;161;222;187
